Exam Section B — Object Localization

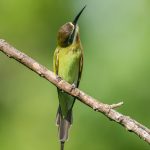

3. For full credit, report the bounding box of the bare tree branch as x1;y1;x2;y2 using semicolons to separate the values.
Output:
0;39;150;144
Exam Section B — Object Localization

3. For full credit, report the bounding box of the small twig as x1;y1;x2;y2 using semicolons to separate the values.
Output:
110;101;124;109
0;39;150;144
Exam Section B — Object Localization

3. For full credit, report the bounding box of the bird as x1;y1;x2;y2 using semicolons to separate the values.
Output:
53;6;86;150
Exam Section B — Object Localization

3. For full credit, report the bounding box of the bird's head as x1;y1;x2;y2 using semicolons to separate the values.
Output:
57;6;86;47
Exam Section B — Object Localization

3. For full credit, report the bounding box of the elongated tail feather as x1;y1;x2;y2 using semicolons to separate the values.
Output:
61;141;65;150
56;106;73;150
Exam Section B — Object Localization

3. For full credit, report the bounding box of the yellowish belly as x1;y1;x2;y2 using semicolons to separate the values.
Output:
58;51;81;84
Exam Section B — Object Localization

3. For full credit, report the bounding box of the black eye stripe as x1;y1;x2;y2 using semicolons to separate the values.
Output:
67;27;76;44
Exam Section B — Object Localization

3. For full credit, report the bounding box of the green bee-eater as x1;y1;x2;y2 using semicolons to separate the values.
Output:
53;6;86;150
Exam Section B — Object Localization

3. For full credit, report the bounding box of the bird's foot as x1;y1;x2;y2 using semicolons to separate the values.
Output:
56;75;64;92
70;83;76;92
56;75;62;82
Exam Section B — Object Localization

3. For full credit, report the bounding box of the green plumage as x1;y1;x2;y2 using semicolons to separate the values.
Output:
53;44;83;117
53;6;85;150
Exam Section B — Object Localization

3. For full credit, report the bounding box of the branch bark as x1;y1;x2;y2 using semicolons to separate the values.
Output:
0;39;150;144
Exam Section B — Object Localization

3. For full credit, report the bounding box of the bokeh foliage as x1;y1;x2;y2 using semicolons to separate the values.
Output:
0;0;150;150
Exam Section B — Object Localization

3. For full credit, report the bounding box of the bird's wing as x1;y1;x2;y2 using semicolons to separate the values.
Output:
69;50;83;110
53;48;59;75
77;52;83;87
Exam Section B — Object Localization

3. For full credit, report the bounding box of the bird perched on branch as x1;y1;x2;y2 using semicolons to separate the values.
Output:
53;6;86;150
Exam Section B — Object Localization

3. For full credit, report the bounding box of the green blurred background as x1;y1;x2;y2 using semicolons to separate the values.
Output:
0;0;150;150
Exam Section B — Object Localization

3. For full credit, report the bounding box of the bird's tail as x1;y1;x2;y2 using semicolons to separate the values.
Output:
56;106;72;150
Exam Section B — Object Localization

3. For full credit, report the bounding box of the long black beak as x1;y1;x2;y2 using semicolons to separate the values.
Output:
73;5;86;26
67;5;86;45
